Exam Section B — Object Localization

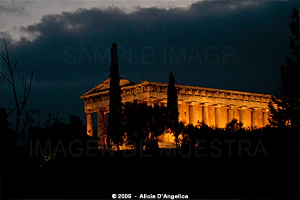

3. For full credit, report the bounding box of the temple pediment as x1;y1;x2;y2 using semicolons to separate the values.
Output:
81;78;136;97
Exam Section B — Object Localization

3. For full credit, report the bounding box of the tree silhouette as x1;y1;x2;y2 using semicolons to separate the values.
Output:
148;104;168;140
268;8;300;128
225;118;244;133
123;101;151;151
0;107;17;163
167;71;179;145
68;115;86;138
29;114;91;167
108;43;123;149
0;72;5;86
123;101;168;151
44;113;60;127
0;35;34;146
167;71;179;125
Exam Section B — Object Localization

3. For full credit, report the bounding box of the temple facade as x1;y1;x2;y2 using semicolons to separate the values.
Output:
80;78;272;144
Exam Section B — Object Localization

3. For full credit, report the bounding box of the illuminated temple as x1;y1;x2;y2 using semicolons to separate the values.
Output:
80;78;272;148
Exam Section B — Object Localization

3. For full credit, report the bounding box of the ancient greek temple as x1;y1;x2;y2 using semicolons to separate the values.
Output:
80;78;272;141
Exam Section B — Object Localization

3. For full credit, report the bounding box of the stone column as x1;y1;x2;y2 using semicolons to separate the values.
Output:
262;108;269;127
239;106;247;125
214;103;222;128
202;102;209;125
189;105;194;125
189;102;197;125
86;112;93;137
227;106;234;123
178;103;182;122
196;104;202;125
251;107;258;127
104;111;108;148
185;102;190;125
233;106;239;122
97;110;106;148
178;100;183;123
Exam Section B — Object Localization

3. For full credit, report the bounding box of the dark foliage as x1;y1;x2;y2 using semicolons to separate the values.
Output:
167;71;179;128
108;43;123;148
269;8;300;128
1;107;17;162
1;106;298;199
122;101;167;151
167;71;180;146
28;114;93;168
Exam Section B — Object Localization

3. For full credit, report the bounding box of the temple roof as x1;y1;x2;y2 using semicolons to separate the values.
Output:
81;78;272;100
80;78;136;98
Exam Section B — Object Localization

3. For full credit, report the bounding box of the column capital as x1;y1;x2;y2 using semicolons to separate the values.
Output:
201;102;210;106
187;101;197;105
99;107;108;112
149;96;157;100
160;99;167;104
212;103;222;108
86;109;94;114
97;109;104;114
178;99;184;105
162;97;168;102
227;104;238;108
239;105;247;110
251;106;259;111
262;108;269;112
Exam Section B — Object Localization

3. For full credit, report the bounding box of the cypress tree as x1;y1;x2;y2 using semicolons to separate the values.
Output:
167;71;179;127
108;43;123;149
167;71;179;146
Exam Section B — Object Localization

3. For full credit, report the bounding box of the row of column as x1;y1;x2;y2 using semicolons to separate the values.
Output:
86;103;270;142
178;102;269;128
86;110;108;148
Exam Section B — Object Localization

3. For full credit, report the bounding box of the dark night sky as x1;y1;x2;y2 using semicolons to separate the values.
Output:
0;1;299;124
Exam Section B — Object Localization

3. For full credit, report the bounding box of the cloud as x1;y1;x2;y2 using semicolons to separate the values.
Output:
19;1;264;38
12;0;292;88
0;4;25;14
1;0;297;121
0;1;30;15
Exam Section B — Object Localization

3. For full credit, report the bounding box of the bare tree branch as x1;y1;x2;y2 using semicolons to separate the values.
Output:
12;61;18;73
6;103;22;115
0;73;6;85
0;70;13;85
20;72;33;118
1;35;34;142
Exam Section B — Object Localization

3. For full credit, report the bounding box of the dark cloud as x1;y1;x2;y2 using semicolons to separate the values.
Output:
1;0;299;122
